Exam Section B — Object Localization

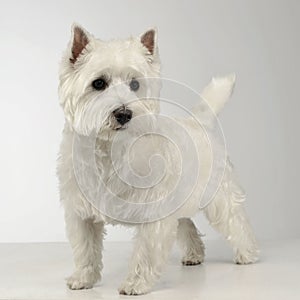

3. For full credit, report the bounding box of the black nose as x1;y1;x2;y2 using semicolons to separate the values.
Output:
113;107;132;125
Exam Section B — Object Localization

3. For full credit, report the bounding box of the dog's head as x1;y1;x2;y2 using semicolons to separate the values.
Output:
59;24;161;136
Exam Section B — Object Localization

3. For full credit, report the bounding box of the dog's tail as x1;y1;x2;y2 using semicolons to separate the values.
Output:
201;73;236;115
192;73;236;127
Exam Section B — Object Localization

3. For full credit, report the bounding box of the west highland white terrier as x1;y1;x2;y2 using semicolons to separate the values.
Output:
57;24;259;295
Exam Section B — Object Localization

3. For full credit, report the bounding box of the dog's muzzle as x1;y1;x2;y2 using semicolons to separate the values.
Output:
113;106;132;126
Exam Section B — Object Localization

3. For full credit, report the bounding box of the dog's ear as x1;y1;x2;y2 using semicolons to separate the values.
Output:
69;24;92;64
140;28;157;55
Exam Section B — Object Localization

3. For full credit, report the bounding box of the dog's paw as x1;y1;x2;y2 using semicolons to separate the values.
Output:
118;281;150;296
119;289;139;296
67;277;93;290
182;253;204;266
234;249;259;265
182;258;203;266
66;266;100;290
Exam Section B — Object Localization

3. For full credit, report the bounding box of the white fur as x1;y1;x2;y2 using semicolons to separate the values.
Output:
57;25;259;295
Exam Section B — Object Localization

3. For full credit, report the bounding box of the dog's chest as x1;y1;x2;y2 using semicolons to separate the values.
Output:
94;133;181;203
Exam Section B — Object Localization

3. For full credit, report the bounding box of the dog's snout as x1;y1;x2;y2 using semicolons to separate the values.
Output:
113;107;132;125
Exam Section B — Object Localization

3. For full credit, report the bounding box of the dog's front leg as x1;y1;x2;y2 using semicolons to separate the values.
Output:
119;218;178;295
65;211;105;290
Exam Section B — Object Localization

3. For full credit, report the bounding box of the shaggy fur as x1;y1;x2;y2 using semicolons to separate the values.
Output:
57;24;259;295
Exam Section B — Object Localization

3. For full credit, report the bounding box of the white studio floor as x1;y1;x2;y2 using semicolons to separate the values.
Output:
0;239;299;300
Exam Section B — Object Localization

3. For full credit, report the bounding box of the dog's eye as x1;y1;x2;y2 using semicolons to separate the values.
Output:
92;78;107;91
129;79;140;91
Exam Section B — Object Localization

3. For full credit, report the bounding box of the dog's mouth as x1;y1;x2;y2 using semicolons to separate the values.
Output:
115;124;129;131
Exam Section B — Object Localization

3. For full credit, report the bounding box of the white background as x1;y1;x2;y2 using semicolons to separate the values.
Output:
0;0;299;242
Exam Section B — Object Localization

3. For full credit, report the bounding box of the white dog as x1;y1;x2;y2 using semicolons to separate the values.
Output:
57;24;259;295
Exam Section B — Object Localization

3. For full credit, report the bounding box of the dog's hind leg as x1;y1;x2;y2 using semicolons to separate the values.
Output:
65;211;105;290
119;218;178;295
203;162;259;264
177;218;205;265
